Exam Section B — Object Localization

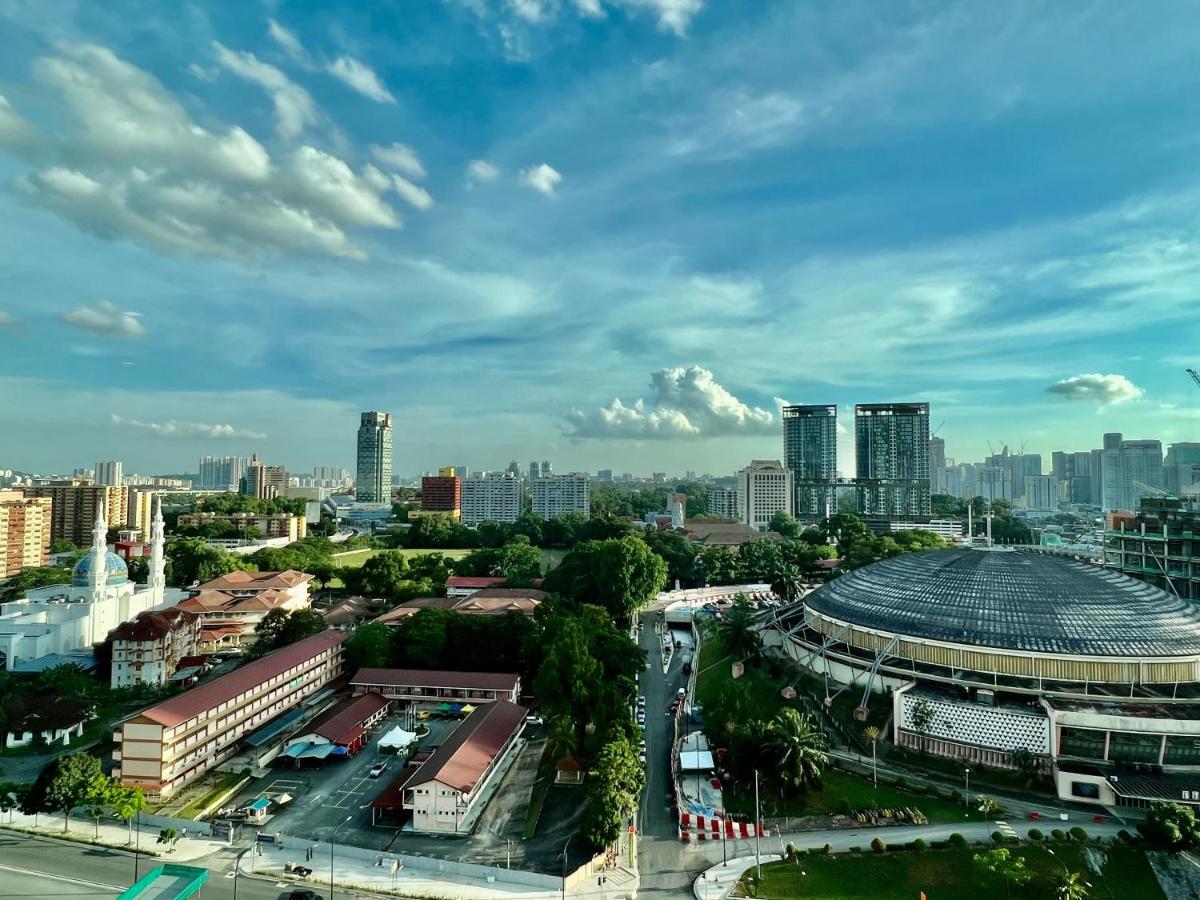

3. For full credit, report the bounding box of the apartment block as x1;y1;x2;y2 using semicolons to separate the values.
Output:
421;468;462;516
108;608;200;689
531;473;590;519
460;472;524;525
356;411;393;503
0;492;52;579
95;461;124;487
198;456;246;491
782;404;838;517
113;630;344;798
242;454;287;501
25;482;128;545
176;511;307;542
706;486;739;519
854;403;931;518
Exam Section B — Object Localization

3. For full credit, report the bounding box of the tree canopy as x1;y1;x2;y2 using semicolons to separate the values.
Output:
543;537;667;623
251;608;328;656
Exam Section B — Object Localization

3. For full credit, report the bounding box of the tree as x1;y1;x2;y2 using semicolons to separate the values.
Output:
37;663;98;707
972;848;1031;898
718;596;762;660
455;540;542;583
735;540;782;582
582;730;645;849
545;715;578;763
157;827;180;852
308;561;337;591
976;794;1003;819
642;530;699;587
164;538;243;586
0;782;22;823
543;537;667;623
252;609;327;656
1009;747;1042;789
535;618;603;740
910;696;937;755
863;726;881;787
111;784;146;844
343;622;391;670
20;759;57;826
0;566;73;603
1054;870;1090;900
340;551;409;598
768;511;800;539
770;565;804;605
127;556;150;583
47;752;106;833
1138;801;1200;851
764;708;827;792
696;545;738;586
49;539;78;554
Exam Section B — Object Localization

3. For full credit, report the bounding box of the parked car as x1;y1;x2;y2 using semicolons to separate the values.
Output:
369;762;388;778
524;714;544;725
284;891;322;900
283;863;313;878
637;696;646;707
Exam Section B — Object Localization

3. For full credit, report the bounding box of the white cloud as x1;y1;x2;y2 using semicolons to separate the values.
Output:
110;413;266;440
370;143;426;179
519;162;562;195
574;0;605;17
509;0;550;23
212;42;317;139
1045;373;1144;405
328;57;396;104
267;19;307;60
0;311;19;329
391;175;434;211
617;0;702;36
282;147;402;228
466;159;500;186
61;301;145;338
566;365;774;438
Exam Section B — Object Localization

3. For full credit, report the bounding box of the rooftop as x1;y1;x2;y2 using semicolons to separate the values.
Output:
350;668;520;692
307;692;390;743
195;569;312;592
134;630;344;727
395;700;525;794
108;608;196;643
803;548;1200;658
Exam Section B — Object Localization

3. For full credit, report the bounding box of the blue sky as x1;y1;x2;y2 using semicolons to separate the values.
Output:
1;0;1200;477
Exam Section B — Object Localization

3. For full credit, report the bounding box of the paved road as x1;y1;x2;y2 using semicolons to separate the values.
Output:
0;831;381;899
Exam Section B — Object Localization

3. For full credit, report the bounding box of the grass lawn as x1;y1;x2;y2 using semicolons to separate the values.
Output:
740;844;1163;899
331;547;474;567
725;769;982;824
177;772;246;820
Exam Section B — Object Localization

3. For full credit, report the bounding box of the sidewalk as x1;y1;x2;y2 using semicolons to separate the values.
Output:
0;808;228;863
693;854;781;900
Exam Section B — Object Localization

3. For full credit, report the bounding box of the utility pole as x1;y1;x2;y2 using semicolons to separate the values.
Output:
754;769;762;881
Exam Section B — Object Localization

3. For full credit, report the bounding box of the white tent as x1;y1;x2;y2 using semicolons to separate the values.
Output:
378;725;418;751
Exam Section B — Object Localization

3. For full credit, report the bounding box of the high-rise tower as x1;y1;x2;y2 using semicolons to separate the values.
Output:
356;411;393;503
854;403;931;517
782;405;838;518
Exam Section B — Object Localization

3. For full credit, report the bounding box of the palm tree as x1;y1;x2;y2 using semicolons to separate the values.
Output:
545;715;577;764
765;708;827;792
719;595;762;660
863;726;881;788
770;566;804;605
1054;870;1089;900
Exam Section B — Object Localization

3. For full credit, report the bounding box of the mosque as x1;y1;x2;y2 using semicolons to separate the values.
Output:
0;496;185;671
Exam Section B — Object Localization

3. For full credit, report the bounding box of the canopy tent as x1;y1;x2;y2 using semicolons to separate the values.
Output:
436;703;454;713
461;704;477;714
378;725;419;750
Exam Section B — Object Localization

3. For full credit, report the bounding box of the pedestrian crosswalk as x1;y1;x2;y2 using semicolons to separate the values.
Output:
995;820;1019;840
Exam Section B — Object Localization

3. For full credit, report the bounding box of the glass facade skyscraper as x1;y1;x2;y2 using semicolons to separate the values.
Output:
356;411;393;503
782;404;838;517
854;403;931;517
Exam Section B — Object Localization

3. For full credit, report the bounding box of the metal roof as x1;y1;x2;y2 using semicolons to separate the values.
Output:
800;548;1200;658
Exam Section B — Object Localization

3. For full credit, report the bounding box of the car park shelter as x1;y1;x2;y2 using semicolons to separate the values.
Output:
117;864;207;899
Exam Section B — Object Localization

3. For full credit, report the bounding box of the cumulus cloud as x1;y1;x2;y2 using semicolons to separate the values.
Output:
519;162;562;195
1045;373;1144;405
566;365;775;438
391;175;434;211
466;159;500;187
328;57;396;104
2;44;405;261
212;42;317;139
371;143;426;179
61;301;145;338
111;413;266;440
621;0;703;36
267;19;307;60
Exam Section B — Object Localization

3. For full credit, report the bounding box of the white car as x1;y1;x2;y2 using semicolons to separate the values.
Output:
369;761;388;778
525;715;545;725
637;696;646;707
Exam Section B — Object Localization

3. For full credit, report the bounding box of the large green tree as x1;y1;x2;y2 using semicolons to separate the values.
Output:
454;540;542;583
697;545;738;586
765;708;828;792
1139;801;1200;851
164;538;244;586
343;622;392;670
582;729;645;848
718;596;762;660
643;530;699;586
47;752;108;833
973;848;1032;898
340;551;409;597
544;537;667;623
251;609;327;656
0;566;73;603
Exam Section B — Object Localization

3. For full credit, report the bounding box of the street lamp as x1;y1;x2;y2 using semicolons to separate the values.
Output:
133;809;141;883
561;833;575;900
330;814;353;900
963;768;971;813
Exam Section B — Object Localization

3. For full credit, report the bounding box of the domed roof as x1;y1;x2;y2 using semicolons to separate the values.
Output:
803;548;1200;658
72;551;129;587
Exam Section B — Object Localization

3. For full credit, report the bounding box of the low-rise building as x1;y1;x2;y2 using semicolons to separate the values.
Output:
176;569;313;650
322;595;387;632
372;700;526;832
444;575;507;598
5;697;89;749
176;512;307;542
350;668;521;705
108;608;200;689
283;692;390;759
113;629;344;798
373;588;545;626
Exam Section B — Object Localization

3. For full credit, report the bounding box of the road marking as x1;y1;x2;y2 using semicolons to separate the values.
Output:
0;861;124;892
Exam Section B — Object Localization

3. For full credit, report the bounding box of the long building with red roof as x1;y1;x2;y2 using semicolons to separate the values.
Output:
113;629;344;798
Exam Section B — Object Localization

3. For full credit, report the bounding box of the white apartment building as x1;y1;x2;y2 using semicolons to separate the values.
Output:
706;487;739;519
95;461;124;487
461;472;524;525
108;608;200;689
736;460;794;531
531;473;590;519
1023;475;1060;511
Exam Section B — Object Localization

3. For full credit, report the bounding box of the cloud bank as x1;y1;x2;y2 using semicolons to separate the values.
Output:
110;414;266;440
1045;373;1144;405
566;366;775;438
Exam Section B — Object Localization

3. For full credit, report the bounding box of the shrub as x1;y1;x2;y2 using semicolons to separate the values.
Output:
913;838;927;852
849;846;861;854
1070;826;1088;843
930;840;948;850
871;837;887;854
947;833;967;849
808;847;823;857
991;831;1005;844
1051;828;1066;842
784;842;796;861
1028;828;1043;842
895;776;908;789
837;799;853;815
950;789;962;803
823;844;833;855
1117;829;1134;844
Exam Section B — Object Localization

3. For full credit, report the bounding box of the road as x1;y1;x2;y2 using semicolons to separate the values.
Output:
0;831;383;900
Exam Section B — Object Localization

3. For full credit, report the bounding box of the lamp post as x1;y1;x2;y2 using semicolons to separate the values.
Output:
330;814;352;900
963;768;971;813
561;833;574;900
133;809;141;883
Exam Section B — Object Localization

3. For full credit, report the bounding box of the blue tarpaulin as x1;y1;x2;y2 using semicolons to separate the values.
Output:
297;743;336;760
278;743;308;759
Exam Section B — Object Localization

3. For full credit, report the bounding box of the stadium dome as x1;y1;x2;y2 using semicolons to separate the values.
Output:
805;547;1200;658
72;550;129;587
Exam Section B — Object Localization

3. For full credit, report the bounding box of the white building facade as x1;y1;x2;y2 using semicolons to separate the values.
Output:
735;460;793;531
460;472;524;525
531;474;590;519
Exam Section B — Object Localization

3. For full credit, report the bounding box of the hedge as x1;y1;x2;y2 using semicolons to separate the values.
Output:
871;837;887;853
1070;827;1088;843
1028;828;1043;842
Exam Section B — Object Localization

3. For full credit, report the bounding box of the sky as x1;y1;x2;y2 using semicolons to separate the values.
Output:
2;0;1200;478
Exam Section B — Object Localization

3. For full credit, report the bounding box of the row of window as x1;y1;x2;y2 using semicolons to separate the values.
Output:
1059;726;1200;765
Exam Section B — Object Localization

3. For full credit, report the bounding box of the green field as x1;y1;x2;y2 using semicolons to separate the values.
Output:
740;844;1163;899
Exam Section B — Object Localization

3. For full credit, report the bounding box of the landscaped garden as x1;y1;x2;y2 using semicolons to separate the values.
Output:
735;842;1163;899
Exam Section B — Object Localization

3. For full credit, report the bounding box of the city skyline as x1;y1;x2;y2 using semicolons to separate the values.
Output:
2;4;1200;474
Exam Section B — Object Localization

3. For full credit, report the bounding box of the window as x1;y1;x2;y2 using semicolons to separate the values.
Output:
1109;731;1162;765
1059;727;1106;761
1071;781;1101;800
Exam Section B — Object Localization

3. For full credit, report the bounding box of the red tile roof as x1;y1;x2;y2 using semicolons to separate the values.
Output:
350;668;520;692
136;630;344;727
306;692;390;744
197;569;313;591
400;700;526;794
444;576;507;589
108;608;196;643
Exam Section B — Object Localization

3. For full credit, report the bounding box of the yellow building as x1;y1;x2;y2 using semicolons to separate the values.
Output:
0;491;52;578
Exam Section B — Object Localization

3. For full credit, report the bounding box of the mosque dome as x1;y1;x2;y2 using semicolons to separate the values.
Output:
72;551;129;587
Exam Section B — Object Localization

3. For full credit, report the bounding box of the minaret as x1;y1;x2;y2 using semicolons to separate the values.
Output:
149;494;166;600
88;500;108;594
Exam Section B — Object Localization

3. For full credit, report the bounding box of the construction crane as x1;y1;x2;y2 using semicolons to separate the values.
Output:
931;421;946;438
1188;368;1200;390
